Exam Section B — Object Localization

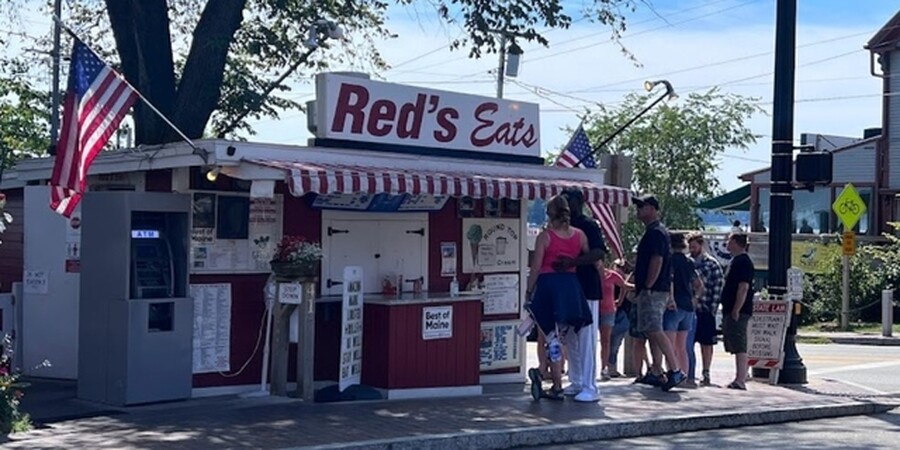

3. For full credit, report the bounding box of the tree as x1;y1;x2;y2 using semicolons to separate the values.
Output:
3;0;646;148
0;63;50;168
582;88;763;254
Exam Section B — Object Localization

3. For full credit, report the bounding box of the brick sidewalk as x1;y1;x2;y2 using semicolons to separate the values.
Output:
5;374;894;449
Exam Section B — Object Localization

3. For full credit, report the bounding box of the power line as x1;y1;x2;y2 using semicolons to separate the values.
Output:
397;0;753;77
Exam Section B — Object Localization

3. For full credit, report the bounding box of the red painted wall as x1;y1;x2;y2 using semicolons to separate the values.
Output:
0;188;24;293
144;169;173;192
361;300;481;389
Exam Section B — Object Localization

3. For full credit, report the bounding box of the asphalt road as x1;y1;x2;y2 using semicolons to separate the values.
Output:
533;342;900;449
541;409;900;449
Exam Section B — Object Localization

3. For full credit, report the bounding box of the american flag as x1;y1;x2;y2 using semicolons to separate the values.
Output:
555;125;625;259
50;39;138;217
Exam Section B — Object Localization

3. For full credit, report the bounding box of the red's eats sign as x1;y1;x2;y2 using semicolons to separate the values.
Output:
315;73;541;157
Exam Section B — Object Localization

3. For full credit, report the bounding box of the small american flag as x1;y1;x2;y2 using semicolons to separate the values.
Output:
555;125;625;259
50;39;138;217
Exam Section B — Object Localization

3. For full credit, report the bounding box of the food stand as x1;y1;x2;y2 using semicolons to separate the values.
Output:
5;72;630;403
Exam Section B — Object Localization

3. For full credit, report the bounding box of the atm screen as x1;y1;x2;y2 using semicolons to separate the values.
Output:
136;244;159;260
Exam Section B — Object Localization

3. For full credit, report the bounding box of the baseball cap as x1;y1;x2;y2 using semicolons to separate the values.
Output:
632;194;660;210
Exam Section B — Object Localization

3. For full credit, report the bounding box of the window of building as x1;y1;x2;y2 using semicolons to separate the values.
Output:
756;187;770;232
793;188;830;234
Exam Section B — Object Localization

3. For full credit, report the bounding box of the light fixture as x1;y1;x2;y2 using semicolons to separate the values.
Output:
304;19;344;49
206;167;220;182
505;42;523;78
643;79;678;101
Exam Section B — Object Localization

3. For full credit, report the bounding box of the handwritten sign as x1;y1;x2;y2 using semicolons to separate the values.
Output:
748;300;791;369
422;306;453;340
24;270;48;294
462;218;520;274
483;274;519;315
278;282;302;305
340;266;364;392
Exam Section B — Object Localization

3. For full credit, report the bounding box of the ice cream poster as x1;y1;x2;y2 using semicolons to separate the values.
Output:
462;218;520;274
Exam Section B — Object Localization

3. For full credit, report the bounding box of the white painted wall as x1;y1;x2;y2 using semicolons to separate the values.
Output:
22;186;80;379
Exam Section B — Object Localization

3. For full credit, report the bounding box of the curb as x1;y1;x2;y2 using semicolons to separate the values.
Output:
798;335;900;346
296;401;895;450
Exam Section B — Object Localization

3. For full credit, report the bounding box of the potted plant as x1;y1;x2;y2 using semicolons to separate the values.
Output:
270;235;323;281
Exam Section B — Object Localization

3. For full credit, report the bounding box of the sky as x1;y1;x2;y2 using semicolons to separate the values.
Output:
10;1;900;193
244;0;897;192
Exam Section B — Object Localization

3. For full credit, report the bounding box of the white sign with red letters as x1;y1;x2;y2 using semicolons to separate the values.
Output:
315;73;541;157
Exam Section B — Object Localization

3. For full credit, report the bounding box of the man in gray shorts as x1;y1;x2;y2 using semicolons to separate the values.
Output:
632;195;685;391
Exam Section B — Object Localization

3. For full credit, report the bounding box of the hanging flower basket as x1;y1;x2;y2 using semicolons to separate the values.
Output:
270;236;323;282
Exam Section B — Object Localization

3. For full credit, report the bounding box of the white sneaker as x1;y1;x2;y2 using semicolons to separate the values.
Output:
563;383;582;396
574;390;601;403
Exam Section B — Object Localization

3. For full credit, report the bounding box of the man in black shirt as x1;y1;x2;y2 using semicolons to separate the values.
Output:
632;194;684;391
721;232;755;390
553;189;606;402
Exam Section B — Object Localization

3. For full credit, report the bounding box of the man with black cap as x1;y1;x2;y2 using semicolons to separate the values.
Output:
553;188;607;402
632;194;685;391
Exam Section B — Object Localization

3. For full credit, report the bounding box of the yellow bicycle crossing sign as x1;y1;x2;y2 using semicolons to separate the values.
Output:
832;183;866;231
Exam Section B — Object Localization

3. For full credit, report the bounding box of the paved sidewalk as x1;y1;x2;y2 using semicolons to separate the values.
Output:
798;331;900;346
5;374;896;449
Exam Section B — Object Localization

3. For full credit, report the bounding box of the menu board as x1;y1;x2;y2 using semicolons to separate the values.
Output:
483;274;519;315
462;218;521;274
191;283;232;374
190;194;283;273
480;320;520;371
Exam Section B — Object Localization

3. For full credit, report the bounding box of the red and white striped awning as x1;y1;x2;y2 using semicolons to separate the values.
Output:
247;159;631;206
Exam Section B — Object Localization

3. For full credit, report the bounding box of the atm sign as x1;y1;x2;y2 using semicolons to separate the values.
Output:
131;230;160;239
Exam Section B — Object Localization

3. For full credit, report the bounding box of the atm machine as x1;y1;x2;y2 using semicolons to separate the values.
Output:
78;192;192;405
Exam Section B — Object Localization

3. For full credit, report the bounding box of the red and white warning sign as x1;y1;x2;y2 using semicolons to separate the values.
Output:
748;299;792;369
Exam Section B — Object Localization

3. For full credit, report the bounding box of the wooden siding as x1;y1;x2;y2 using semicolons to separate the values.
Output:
0;188;24;293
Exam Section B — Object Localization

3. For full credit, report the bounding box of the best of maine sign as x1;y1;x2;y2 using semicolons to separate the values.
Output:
314;73;541;157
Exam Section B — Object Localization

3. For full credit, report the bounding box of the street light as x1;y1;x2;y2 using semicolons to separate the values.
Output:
574;80;678;167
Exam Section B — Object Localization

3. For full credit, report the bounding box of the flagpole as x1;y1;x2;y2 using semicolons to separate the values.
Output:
51;15;208;162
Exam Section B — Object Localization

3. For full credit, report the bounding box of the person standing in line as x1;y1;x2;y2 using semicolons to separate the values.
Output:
526;195;594;401
606;259;634;378
598;260;633;380
663;233;704;388
632;194;685;391
687;232;725;387
720;232;755;390
731;220;743;233
550;189;606;402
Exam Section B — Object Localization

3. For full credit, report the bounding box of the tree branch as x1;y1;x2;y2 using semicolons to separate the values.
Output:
217;46;317;137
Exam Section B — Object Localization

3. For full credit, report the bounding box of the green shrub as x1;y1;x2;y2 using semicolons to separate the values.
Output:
802;223;900;324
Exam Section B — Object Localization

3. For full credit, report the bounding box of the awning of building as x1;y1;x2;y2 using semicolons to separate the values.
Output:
247;159;631;206
695;184;751;211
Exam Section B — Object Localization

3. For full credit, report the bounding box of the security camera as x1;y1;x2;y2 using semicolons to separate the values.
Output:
304;28;319;49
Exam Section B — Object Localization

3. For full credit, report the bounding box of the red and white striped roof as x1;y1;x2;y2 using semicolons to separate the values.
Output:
248;159;631;206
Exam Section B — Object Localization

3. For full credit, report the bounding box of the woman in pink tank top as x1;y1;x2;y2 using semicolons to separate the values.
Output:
525;195;593;401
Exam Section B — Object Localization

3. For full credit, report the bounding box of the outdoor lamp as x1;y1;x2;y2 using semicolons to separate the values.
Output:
644;79;678;101
505;42;523;78
206;167;220;182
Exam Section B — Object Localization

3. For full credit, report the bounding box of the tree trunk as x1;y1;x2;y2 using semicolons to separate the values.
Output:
105;0;245;145
105;0;177;145
171;0;247;141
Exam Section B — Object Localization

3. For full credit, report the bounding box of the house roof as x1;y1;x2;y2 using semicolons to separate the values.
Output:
866;10;900;52
738;135;881;182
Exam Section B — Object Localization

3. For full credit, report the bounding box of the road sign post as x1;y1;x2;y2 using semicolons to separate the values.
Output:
833;184;866;331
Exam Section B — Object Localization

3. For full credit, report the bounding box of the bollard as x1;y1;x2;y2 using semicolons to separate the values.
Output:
883;290;894;337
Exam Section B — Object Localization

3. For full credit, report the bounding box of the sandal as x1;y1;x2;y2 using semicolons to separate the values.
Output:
727;381;747;390
542;388;565;401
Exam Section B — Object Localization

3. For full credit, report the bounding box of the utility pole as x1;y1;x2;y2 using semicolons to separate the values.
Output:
496;35;507;99
49;0;62;156
766;0;807;384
